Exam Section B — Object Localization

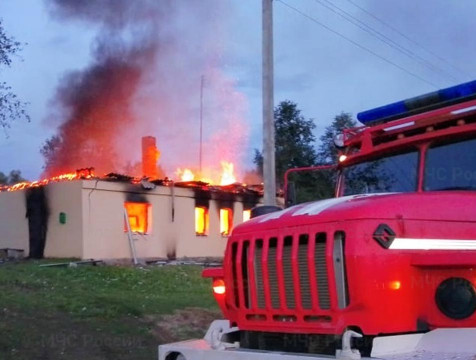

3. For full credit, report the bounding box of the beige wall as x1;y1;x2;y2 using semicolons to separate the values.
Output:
174;195;227;258
0;191;29;254
81;181;171;259
0;182;84;258
44;181;84;258
81;180;258;260
0;180;260;260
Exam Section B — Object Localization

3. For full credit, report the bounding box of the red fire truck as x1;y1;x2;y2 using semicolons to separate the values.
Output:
160;81;476;359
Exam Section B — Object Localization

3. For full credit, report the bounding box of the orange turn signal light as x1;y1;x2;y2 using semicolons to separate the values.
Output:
389;281;401;290
213;279;226;295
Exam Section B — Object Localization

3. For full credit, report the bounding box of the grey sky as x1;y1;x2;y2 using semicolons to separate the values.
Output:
1;0;475;180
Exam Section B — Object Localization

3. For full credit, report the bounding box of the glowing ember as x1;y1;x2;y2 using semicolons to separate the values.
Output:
220;161;236;185
0;168;95;192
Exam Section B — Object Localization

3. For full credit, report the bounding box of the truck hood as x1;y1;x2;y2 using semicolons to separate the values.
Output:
234;192;476;234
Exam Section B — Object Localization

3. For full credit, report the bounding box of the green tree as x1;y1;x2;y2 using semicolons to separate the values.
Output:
300;112;358;200
254;100;317;187
0;20;29;129
0;169;26;185
316;112;357;164
253;149;263;176
254;101;328;203
40;135;62;172
8;169;25;183
275;100;317;187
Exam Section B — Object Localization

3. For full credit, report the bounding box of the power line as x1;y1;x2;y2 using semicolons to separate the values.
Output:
275;0;439;88
313;0;459;83
344;0;472;79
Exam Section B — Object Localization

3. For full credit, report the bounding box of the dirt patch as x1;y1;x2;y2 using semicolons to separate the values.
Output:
151;307;222;344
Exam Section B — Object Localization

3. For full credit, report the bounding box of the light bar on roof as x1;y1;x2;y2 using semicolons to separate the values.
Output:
358;79;476;125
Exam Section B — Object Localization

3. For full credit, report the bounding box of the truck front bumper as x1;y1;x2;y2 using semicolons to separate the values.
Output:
158;320;476;360
159;339;337;360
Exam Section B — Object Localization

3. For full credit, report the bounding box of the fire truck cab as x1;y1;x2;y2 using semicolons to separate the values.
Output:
159;80;476;359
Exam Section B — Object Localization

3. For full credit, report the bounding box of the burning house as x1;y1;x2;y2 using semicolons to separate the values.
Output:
0;1;260;261
0;142;262;261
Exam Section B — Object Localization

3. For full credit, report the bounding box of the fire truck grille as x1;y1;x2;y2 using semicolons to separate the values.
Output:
233;233;331;311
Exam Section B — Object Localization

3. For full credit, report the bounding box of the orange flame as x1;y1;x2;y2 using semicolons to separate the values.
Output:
176;168;195;182
1;168;95;192
175;161;237;185
182;169;195;182
220;161;236;185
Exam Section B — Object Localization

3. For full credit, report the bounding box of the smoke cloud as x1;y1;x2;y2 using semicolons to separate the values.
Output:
42;0;249;181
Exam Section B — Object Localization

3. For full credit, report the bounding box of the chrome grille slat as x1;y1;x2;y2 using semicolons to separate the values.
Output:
298;236;312;309
267;240;280;309
315;235;331;310
282;237;295;309
242;241;250;308
255;241;266;309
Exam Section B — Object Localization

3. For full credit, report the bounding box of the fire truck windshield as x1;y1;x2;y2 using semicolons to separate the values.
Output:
424;137;476;191
342;151;419;196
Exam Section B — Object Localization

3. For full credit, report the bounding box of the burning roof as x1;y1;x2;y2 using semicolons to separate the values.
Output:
0;166;263;197
0;168;96;192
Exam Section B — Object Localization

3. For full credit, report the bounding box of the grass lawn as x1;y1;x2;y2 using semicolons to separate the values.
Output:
0;260;220;360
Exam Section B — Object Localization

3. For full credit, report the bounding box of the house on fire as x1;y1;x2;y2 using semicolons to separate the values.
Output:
0;176;261;260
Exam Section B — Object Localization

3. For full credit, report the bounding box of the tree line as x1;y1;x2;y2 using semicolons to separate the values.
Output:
0;20;28;185
0;170;26;185
0;19;29;129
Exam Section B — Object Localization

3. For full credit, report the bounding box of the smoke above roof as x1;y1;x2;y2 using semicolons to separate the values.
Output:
42;0;249;179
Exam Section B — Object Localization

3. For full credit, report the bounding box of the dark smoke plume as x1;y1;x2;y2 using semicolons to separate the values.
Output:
42;0;249;180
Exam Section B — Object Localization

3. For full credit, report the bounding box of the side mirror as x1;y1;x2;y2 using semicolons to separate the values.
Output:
285;181;296;208
333;133;346;149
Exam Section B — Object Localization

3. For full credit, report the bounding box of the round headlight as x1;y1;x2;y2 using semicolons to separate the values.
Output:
435;277;476;320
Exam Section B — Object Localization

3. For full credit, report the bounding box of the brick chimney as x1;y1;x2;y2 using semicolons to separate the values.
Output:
142;136;160;179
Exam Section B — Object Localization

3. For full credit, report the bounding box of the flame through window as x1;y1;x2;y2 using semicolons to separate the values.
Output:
124;202;150;234
220;208;233;236
195;207;209;236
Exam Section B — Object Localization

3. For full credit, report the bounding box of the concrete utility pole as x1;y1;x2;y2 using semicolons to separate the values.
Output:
262;0;276;205
199;75;204;176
